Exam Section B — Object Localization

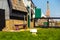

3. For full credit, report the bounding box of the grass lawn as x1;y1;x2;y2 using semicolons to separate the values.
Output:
0;28;60;40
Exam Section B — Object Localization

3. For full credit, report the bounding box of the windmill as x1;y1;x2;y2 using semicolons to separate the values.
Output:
46;1;50;17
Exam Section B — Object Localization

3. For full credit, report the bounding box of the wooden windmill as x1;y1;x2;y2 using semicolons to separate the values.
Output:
46;1;50;17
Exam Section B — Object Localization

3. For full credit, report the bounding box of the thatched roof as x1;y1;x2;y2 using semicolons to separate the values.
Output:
11;0;27;12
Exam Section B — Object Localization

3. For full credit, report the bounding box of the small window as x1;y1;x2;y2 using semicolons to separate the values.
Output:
18;0;21;3
17;0;21;6
28;0;30;1
18;0;21;1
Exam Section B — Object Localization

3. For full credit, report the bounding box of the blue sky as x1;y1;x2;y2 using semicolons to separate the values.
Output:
32;0;60;17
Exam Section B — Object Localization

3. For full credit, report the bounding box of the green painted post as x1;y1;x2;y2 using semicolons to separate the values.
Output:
27;6;30;28
28;15;30;28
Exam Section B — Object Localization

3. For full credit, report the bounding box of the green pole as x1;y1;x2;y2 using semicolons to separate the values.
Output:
27;6;30;28
28;15;30;28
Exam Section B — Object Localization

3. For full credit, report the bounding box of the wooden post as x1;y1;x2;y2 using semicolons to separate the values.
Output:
23;15;25;24
27;14;28;28
32;18;34;28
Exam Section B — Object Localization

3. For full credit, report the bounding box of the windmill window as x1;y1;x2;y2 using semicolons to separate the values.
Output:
18;0;21;3
17;0;21;6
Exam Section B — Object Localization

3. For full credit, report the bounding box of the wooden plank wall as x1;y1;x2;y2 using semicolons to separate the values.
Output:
3;19;27;31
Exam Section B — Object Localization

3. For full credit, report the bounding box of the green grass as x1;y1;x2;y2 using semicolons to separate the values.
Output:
0;28;60;40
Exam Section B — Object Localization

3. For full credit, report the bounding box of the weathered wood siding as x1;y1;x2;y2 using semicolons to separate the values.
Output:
0;0;10;19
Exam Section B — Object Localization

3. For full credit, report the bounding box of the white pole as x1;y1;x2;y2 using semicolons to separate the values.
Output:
29;1;31;20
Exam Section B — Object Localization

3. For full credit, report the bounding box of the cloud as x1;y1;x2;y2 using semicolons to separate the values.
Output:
41;12;46;17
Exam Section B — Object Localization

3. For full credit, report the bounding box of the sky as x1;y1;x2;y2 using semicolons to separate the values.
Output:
32;0;60;17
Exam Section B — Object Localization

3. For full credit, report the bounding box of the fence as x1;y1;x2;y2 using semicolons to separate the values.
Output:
34;17;60;28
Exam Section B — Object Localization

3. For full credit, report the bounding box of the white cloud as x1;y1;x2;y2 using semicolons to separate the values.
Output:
41;12;46;17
